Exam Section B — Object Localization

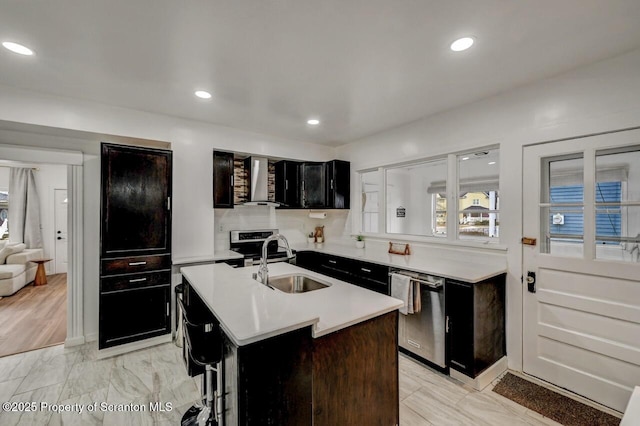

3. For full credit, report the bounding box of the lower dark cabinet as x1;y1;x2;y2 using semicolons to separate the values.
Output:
445;276;505;378
99;284;170;349
295;251;390;295
294;251;321;272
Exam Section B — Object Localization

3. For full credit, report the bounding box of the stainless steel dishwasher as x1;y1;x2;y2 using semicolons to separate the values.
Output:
392;270;446;369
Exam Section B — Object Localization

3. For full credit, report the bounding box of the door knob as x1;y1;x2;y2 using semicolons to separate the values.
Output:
57;231;61;234
526;271;536;293
57;237;63;240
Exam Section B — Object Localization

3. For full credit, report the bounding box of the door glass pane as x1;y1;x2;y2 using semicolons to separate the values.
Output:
386;158;447;236
541;156;584;257
595;146;640;262
360;170;380;233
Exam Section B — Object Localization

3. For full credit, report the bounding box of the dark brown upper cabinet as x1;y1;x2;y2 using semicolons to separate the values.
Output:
213;150;235;208
325;160;350;209
274;160;301;208
300;162;326;208
101;143;172;257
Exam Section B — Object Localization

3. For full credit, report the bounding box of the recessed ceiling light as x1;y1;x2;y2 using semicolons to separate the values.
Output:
194;90;212;99
2;41;34;56
488;161;496;165
461;157;470;161
307;119;320;125
450;37;474;52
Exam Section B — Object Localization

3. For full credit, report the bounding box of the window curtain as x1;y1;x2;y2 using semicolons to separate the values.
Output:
8;168;43;248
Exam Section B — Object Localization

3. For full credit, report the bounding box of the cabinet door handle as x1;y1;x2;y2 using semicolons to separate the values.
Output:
328;260;337;264
301;181;305;191
167;196;171;211
450;360;467;369
445;316;450;333
129;278;147;283
361;268;371;273
166;302;170;317
407;339;421;349
230;175;234;188
330;179;334;190
129;261;147;266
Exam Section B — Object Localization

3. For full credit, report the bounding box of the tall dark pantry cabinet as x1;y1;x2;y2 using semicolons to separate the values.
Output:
99;143;173;350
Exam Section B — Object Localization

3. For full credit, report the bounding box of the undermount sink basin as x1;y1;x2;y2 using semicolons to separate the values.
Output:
267;274;331;293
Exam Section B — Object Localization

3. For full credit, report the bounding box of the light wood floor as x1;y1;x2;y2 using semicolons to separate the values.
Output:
0;273;67;358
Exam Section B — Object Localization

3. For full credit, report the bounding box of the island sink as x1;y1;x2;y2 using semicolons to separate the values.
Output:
268;274;331;293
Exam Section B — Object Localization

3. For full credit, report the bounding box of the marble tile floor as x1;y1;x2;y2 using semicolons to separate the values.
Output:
0;341;563;426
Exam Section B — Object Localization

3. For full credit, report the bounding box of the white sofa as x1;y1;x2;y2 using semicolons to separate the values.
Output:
0;248;44;296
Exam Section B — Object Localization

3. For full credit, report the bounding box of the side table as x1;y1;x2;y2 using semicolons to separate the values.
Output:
30;259;53;286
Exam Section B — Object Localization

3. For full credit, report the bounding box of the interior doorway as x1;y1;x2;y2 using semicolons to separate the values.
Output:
0;161;71;357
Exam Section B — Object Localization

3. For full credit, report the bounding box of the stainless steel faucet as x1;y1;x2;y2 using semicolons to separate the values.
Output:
256;234;294;285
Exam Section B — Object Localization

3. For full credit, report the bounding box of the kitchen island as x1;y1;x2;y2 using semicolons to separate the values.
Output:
181;262;403;425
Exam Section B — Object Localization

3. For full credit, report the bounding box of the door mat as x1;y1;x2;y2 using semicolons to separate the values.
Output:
492;373;620;426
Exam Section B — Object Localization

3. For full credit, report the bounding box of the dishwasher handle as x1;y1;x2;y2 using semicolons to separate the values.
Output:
389;272;444;291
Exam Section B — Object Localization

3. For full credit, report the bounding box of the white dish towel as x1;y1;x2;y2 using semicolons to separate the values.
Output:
391;273;413;315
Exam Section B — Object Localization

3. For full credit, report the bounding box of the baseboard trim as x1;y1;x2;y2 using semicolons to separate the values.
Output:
64;336;85;347
97;334;172;359
450;356;508;391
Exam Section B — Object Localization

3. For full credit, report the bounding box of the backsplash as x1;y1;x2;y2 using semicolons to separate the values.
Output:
233;158;276;204
214;206;350;250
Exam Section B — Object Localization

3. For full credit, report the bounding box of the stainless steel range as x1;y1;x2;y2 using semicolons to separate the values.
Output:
230;229;295;267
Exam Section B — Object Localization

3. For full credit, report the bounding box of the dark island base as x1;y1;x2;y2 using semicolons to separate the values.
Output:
223;311;399;425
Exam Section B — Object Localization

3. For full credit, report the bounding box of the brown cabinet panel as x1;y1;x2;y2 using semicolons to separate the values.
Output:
213;150;234;208
274;160;301;208
446;275;505;378
101;271;170;293
99;284;170;349
101;144;172;257
325;160;350;209
313;311;398;426
100;143;172;350
101;254;171;276
300;162;326;208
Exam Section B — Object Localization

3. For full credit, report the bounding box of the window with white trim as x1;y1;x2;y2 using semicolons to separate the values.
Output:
357;146;501;244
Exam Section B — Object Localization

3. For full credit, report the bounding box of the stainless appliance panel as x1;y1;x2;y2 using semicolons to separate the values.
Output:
395;271;446;368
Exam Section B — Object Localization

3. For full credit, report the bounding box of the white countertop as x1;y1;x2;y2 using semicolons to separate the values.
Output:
180;262;403;347
173;250;244;266
293;242;507;283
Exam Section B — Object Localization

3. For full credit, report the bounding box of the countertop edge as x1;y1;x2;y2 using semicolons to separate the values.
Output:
312;304;403;338
295;243;507;283
181;263;402;347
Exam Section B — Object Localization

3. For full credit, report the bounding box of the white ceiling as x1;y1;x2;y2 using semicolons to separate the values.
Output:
1;1;640;146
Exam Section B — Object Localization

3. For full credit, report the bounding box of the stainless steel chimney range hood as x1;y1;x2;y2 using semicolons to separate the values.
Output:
243;156;279;207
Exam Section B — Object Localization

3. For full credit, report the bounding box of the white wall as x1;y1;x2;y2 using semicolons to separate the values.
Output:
33;165;67;274
0;86;335;341
336;48;640;371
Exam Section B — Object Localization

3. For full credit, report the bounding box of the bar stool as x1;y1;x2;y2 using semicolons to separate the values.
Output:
179;297;224;426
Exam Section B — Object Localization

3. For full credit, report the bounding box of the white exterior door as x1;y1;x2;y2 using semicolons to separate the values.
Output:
54;189;68;274
522;129;640;412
